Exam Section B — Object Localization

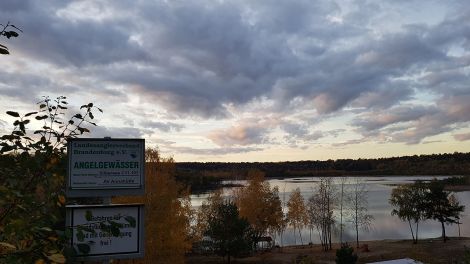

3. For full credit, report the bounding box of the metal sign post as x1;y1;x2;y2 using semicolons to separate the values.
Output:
66;138;145;197
66;138;146;262
66;204;145;261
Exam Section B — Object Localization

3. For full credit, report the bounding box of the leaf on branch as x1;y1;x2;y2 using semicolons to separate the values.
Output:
89;112;94;119
97;107;103;113
125;216;137;228
74;114;83;119
25;111;38;117
85;210;93;221
47;253;66;264
12;131;24;136
76;229;85;242
39;104;46;109
35;115;48;120
76;243;90;254
77;127;90;134
57;105;67;109
8;31;19;37
0;46;9;54
110;224;120;237
6;111;20;117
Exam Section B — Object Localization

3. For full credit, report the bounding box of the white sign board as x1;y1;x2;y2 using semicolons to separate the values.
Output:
67;138;145;197
67;204;144;260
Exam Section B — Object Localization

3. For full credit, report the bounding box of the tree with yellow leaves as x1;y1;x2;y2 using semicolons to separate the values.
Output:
113;147;192;264
235;170;284;249
287;188;308;245
193;189;224;242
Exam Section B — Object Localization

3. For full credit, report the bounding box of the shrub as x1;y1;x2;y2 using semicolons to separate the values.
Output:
336;243;358;264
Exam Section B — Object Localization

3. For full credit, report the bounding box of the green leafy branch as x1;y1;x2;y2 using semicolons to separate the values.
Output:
1;96;102;154
0;21;22;55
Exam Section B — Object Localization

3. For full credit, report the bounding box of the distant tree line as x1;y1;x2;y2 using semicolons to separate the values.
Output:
176;152;470;180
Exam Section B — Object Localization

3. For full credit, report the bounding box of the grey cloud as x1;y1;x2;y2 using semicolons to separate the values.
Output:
89;126;146;139
351;94;470;144
165;145;263;156
3;0;447;117
281;123;324;145
0;71;53;102
454;133;470;141
351;84;414;110
208;123;268;147
352;105;435;132
1;0;470;148
140;120;184;132
0;1;148;67
332;138;366;147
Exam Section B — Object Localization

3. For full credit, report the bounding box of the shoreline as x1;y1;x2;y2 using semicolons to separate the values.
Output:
187;237;470;264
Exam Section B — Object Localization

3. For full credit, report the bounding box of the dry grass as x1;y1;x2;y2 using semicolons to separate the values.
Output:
186;237;470;264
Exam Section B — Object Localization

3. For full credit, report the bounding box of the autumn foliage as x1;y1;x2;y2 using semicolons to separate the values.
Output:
235;170;284;246
113;148;192;264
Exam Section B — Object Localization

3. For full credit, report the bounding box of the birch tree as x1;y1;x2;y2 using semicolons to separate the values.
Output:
307;177;336;251
338;177;348;244
287;188;308;245
348;177;373;248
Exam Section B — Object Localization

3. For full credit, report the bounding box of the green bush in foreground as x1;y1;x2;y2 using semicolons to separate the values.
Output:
336;243;358;264
0;96;100;263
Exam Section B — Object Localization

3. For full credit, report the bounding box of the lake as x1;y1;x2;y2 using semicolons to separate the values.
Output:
190;176;469;246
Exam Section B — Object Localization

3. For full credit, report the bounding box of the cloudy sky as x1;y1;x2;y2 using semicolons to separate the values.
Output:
1;0;469;161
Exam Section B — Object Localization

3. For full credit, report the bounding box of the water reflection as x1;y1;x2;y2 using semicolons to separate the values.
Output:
190;176;469;246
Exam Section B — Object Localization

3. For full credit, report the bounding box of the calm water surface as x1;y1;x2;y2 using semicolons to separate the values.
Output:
190;176;469;246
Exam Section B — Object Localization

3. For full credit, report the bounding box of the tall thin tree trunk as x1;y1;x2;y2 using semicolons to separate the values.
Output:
293;226;297;245
408;220;415;243
356;221;359;249
299;228;303;245
309;227;312;245
340;180;344;244
355;191;359;248
416;221;419;244
441;221;446;242
328;221;332;250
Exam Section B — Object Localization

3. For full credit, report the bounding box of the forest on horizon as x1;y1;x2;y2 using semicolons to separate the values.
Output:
176;152;470;185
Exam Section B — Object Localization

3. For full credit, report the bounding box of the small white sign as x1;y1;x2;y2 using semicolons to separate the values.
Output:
67;139;144;195
68;204;144;260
